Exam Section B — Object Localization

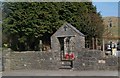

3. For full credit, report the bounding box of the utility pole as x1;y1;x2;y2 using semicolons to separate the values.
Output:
102;38;105;52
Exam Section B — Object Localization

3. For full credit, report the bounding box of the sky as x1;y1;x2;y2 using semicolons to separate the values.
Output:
92;2;118;17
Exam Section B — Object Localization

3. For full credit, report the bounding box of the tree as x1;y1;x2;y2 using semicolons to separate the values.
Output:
2;2;104;51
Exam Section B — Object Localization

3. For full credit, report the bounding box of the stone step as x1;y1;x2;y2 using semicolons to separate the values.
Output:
60;65;72;69
60;61;73;69
60;61;72;65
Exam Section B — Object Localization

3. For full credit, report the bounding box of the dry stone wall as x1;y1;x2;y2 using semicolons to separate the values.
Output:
74;50;118;70
2;49;59;71
2;48;118;71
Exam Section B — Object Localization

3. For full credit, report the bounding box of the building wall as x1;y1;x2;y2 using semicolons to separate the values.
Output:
51;24;85;57
102;17;120;46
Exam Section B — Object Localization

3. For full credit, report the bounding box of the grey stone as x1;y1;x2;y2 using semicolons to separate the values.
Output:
51;22;85;58
2;48;118;71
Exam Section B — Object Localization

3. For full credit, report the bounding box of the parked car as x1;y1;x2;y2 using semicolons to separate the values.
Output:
105;44;112;51
117;42;120;50
105;51;111;55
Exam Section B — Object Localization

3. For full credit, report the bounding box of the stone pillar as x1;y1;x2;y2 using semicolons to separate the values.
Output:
39;40;42;51
92;38;94;50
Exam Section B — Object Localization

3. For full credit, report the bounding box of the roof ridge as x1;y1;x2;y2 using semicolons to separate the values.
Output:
65;23;85;36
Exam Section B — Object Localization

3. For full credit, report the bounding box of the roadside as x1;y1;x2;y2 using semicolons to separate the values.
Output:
2;70;118;76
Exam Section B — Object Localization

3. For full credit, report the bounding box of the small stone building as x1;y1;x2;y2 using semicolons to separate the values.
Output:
51;22;85;60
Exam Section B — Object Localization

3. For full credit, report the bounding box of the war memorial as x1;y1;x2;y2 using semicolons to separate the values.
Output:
2;23;118;71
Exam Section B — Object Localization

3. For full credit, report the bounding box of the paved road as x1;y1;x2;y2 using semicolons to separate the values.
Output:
2;70;119;76
116;51;120;57
106;50;120;57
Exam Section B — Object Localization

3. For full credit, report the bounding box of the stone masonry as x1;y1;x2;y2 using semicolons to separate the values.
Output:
2;48;118;71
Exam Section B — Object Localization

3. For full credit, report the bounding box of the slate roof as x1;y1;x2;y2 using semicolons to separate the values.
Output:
64;22;85;37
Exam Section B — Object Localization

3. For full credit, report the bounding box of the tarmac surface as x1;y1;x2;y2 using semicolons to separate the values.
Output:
1;70;119;76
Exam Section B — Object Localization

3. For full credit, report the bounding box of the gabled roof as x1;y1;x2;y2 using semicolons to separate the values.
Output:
64;22;85;37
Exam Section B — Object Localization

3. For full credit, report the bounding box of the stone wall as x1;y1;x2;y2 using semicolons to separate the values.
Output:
51;23;85;53
2;48;59;71
2;48;118;71
74;49;118;71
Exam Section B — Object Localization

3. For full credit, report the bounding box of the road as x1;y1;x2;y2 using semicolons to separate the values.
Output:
2;70;119;76
116;51;120;57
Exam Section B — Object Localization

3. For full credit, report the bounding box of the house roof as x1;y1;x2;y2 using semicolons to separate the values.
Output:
64;22;85;37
